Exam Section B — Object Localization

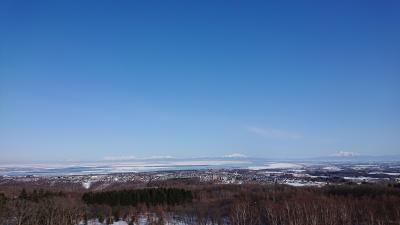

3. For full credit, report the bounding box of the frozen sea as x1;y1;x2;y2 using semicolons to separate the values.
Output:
0;157;258;176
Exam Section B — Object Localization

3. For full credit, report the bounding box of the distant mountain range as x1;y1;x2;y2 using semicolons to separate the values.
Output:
311;153;400;162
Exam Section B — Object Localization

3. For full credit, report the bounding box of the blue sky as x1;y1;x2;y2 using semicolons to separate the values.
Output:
1;0;399;161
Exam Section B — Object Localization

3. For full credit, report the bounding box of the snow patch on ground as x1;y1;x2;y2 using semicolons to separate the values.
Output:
322;166;342;171
83;218;188;225
283;181;326;187
82;181;91;189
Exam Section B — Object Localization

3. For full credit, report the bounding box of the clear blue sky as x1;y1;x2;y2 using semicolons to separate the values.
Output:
1;0;399;161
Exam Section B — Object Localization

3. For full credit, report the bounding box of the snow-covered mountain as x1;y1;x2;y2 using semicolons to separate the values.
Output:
313;152;400;161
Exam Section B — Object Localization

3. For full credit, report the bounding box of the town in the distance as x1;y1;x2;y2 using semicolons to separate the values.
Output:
1;152;400;191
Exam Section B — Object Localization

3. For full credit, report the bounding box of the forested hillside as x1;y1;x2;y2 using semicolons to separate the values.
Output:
1;184;400;225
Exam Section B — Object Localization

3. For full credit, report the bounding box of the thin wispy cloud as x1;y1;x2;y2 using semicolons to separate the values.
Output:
145;155;175;159
103;155;137;161
331;151;360;157
224;153;247;158
247;126;302;140
103;155;175;161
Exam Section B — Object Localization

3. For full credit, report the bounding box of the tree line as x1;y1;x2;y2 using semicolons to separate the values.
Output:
82;187;193;206
18;188;64;202
0;190;82;225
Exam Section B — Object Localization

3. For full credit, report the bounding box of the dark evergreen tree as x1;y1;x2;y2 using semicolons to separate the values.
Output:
82;188;193;206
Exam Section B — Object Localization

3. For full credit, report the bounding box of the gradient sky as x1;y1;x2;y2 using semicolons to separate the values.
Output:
1;0;399;162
